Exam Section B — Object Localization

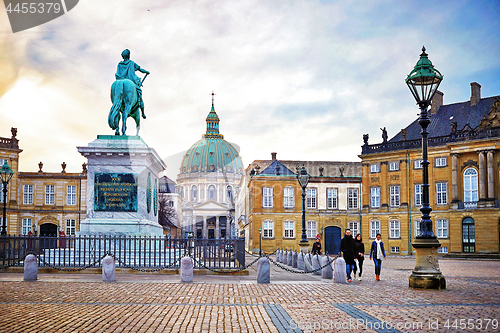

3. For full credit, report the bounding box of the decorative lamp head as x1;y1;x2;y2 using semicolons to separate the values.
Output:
0;162;14;184
297;165;310;189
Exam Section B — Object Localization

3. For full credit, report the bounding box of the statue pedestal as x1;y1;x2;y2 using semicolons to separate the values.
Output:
409;237;446;290
77;135;167;236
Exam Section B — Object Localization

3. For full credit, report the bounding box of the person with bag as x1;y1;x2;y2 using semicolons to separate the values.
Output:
353;233;364;280
369;233;386;281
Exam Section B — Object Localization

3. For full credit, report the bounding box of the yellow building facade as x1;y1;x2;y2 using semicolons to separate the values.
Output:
360;83;500;255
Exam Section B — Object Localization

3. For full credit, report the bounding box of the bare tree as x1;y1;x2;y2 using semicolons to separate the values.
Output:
158;196;177;230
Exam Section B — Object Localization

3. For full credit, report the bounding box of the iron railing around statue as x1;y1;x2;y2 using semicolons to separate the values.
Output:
0;235;245;270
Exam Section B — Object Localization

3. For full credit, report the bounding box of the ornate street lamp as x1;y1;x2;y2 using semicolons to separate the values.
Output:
0;162;14;236
406;46;446;289
297;165;310;252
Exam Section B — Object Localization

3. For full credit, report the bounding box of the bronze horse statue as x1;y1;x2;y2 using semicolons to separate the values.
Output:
108;79;146;136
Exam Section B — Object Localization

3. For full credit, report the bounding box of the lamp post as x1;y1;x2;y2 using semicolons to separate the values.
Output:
406;46;446;289
297;165;310;253
0;162;14;236
259;228;262;256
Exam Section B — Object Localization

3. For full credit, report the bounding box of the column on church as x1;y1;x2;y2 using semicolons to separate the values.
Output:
216;216;220;239
203;216;207;238
451;153;459;202
487;150;495;200
478;151;486;200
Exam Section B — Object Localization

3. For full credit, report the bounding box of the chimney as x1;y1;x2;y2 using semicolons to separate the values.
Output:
271;152;277;161
430;90;444;114
470;82;481;106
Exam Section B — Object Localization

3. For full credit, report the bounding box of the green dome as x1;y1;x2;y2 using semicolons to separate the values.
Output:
180;100;243;174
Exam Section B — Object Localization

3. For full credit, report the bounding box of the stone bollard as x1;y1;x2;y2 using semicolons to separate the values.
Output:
283;251;288;264
334;257;347;284
275;249;280;262
292;251;298;268
304;254;313;273
180;256;194;283
312;255;321;276
277;250;282;263
257;257;270;284
297;252;305;270
102;255;116;282
23;254;37;281
321;256;333;279
287;251;293;266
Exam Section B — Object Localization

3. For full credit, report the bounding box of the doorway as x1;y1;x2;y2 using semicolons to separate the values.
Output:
462;217;475;253
324;226;341;255
39;223;58;250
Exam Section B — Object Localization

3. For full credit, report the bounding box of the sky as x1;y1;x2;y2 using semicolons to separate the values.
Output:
1;0;499;180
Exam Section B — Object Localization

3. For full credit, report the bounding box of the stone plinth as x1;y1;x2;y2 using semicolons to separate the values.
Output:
102;255;115;282
77;136;166;236
180;257;194;283
409;238;446;290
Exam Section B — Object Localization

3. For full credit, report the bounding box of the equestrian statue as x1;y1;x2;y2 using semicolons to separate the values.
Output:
109;49;150;136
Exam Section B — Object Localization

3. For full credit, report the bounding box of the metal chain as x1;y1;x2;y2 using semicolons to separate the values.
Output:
188;253;261;274
37;253;110;272
109;253;183;272
0;251;39;270
265;254;338;274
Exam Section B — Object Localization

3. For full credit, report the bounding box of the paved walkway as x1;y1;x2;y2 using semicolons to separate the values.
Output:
1;256;499;332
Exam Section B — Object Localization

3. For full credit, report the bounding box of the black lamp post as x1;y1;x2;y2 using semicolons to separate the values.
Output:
297;165;310;252
259;227;262;256
0;162;14;236
406;46;446;289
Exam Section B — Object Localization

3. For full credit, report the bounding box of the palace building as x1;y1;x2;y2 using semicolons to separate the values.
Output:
176;95;244;239
0;128;87;236
360;82;500;255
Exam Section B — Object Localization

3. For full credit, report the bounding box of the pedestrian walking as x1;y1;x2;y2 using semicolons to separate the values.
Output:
311;237;322;255
340;228;355;282
353;233;364;280
369;233;386;281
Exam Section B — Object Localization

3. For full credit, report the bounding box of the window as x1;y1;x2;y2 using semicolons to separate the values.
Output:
283;187;294;209
283;220;294;238
23;185;33;205
371;187;380;208
435;157;447;167
463;168;478;203
415;219;421;238
436;182;447;205
45;185;55;205
370;220;380;239
414;159;423;169
438;247;448;254
348;221;359;237
389;220;400;238
348;188;358;209
208;185;216;200
263;220;273;238
437;219;448;238
66;219;76;236
0;159;8;166
0;183;3;203
306;188;317;209
22;218;32;235
191;185;198;202
389;161;400;171
389;185;400;207
226;186;233;202
306;221;317;239
327;188;338;209
391;246;400;253
370;164;380;173
66;185;77;205
263;187;273;208
415;184;423;206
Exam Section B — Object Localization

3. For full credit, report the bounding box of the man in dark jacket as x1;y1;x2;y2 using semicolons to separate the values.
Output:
340;228;356;281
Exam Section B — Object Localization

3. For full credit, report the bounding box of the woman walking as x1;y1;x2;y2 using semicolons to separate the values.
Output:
353;234;364;280
369;233;386;281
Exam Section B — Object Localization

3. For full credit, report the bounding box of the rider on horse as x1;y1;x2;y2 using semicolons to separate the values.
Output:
115;49;150;116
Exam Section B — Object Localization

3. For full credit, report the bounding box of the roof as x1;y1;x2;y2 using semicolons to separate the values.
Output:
159;176;176;193
258;159;296;176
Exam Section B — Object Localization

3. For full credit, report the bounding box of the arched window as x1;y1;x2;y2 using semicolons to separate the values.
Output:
462;217;475;253
208;185;216;201
463;168;478;207
226;185;233;202
191;185;198;202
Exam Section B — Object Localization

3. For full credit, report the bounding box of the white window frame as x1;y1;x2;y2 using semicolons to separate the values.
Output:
283;220;294;238
438;247;448;253
45;185;55;205
23;185;33;205
389;161;400;171
371;187;380;208
66;185;77;206
436;182;447;205
262;187;274;208
0;183;3;203
348;188;359;209
391;246;400;253
389;220;400;239
306;220;317;239
370;164;380;173
370;220;380;239
414;159;423;169
283;187;294;209
348;221;359;237
306;188;317;209
463;168;478;203
191;185;198;202
437;219;448;238
327;188;338;209
22;218;32;235
208;185;216;201
226;185;233;202
435;157;447;167
66;219;76;236
389;185;400;207
415;219;421;238
415;184;423;206
262;220;274;238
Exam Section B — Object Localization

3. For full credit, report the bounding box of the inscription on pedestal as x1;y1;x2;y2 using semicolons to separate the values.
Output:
94;173;138;211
